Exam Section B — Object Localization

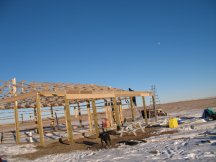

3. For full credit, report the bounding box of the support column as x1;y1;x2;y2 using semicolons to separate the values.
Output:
77;103;83;127
86;101;93;132
152;95;157;122
113;97;121;130
130;96;135;121
33;108;38;133
36;93;45;146
50;106;54;118
92;99;99;137
104;100;109;119
118;98;124;123
119;105;124;124
14;100;20;144
111;98;116;123
142;96;148;125
64;97;74;145
104;100;111;128
108;106;113;127
50;106;55;130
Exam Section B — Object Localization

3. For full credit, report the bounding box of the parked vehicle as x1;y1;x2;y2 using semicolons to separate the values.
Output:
141;109;167;118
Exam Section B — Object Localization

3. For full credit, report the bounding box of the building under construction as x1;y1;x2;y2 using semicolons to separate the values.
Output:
0;78;157;146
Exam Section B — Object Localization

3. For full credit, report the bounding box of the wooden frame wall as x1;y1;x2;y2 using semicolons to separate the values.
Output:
0;90;156;146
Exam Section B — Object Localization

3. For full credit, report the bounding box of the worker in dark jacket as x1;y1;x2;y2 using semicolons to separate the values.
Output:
129;88;137;106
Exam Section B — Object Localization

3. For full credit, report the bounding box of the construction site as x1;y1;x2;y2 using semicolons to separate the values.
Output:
0;78;159;147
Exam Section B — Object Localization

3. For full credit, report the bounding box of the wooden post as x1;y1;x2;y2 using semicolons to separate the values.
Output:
152;95;157;122
21;114;24;123
12;78;20;144
130;96;135;121
117;98;124;123
110;98;116;123
74;106;78;118
106;100;113;127
108;106;113;127
14;100;20;144
92;99;99;137
50;106;55;130
64;97;74;145
119;104;124;123
77;103;83;127
113;97;121;130
104;100;109;119
142;96;148;125
86;101;93;132
50;106;54;118
36;93;45;146
33;108;38;133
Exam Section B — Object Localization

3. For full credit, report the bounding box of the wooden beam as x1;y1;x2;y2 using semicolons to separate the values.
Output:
142;96;148;125
92;99;99;137
141;91;153;96
66;93;115;100
64;97;74;145
0;92;36;103
152;95;157;122
39;91;66;97
14;100;20;144
113;97;121;130
130;96;135;121
36;93;45;146
114;91;152;97
86;101;93;132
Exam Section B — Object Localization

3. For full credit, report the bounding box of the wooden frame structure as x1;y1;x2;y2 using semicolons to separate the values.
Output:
0;79;156;146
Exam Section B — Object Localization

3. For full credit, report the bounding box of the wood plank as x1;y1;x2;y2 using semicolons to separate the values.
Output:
113;97;121;130
115;91;152;97
64;97;74;145
130;97;135;121
14;100;20;144
92;99;99;137
0;92;36;103
36;93;45;146
66;93;115;100
39;91;66;97
86;101;93;132
142;96;148;125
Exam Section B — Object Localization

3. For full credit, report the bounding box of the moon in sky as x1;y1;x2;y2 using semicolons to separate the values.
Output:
157;42;161;45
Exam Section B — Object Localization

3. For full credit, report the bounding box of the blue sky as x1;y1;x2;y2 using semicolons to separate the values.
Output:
0;0;216;103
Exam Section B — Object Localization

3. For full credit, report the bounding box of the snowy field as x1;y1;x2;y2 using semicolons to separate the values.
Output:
1;109;216;162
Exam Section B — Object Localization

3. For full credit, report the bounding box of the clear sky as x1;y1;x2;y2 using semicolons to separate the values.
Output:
0;0;216;103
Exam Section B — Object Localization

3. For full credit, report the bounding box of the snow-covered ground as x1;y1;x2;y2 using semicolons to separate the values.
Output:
1;109;216;162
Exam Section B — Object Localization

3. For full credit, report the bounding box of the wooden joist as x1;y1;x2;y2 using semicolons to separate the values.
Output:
0;91;36;103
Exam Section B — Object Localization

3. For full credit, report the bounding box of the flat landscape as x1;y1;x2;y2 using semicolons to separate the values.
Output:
1;97;216;161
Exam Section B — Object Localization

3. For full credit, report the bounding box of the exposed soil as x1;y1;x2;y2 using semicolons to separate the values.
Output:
15;128;177;160
4;97;216;160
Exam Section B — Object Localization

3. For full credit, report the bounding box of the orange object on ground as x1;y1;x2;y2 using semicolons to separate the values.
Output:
102;118;110;128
